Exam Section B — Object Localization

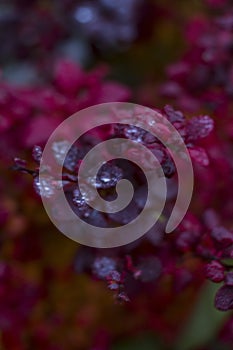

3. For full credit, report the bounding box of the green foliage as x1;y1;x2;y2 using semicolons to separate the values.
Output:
112;333;161;350
175;282;230;350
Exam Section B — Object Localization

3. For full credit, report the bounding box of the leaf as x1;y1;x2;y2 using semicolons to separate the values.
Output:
112;333;160;350
174;282;230;350
221;258;233;267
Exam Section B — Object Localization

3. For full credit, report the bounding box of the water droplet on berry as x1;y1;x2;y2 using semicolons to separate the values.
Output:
92;257;117;279
33;176;55;198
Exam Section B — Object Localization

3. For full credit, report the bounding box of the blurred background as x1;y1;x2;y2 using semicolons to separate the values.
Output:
1;1;233;349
